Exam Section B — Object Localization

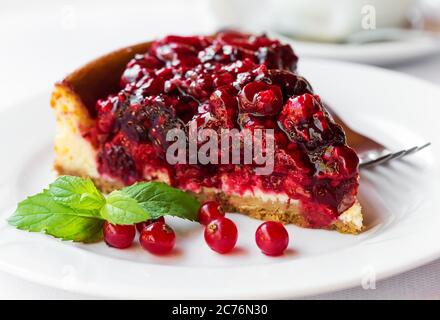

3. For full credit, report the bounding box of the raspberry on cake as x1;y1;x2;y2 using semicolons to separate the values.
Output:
51;31;363;234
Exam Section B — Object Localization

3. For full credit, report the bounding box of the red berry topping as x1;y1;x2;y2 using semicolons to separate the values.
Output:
140;222;176;255
318;145;359;179
103;222;136;249
198;201;225;225
135;216;165;233
209;86;238;128
204;217;238;254
255;221;289;256
96;112;115;134
88;32;359;231
278;93;344;150
238;113;277;130
266;69;313;98
98;143;139;185
239;81;283;116
217;31;257;49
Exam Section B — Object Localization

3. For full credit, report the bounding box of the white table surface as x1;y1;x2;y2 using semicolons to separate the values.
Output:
1;0;440;300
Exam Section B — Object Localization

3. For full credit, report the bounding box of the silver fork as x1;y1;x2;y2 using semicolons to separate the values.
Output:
358;142;431;168
327;106;432;169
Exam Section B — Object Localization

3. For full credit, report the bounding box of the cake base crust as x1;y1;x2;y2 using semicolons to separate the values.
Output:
55;164;363;234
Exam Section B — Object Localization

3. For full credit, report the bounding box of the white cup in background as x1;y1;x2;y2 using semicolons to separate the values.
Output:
207;0;415;41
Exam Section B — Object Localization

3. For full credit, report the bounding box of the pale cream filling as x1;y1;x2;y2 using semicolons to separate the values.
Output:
53;88;99;179
337;201;363;230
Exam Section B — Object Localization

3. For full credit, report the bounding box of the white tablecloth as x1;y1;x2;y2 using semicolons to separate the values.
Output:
1;0;440;300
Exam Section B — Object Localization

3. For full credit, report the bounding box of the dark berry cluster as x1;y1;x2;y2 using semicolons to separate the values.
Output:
89;31;359;228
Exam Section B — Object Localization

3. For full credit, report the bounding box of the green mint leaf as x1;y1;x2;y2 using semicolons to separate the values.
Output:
122;182;200;221
8;191;103;243
48;175;105;210
100;190;150;225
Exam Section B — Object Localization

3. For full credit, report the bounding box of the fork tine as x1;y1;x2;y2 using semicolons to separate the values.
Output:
360;142;431;168
387;150;406;161
403;146;418;156
416;142;431;151
360;153;394;167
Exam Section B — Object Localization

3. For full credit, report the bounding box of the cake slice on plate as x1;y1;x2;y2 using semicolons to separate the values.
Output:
51;32;363;234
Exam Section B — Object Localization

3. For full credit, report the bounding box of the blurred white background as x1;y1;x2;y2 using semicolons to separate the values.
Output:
1;0;440;107
1;0;440;299
0;0;216;107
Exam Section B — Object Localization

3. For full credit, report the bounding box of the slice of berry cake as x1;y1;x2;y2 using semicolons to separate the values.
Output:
51;32;363;233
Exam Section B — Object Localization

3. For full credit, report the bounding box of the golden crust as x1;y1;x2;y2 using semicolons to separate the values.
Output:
51;85;100;180
333;219;363;234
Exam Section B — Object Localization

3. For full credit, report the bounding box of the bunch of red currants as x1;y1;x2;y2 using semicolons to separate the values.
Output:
103;201;290;256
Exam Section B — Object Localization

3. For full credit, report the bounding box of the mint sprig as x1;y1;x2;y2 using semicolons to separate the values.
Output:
8;190;104;243
100;190;150;225
122;182;199;221
8;176;200;243
48;175;105;210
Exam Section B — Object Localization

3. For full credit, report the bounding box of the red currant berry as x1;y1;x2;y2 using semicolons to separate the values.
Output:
255;221;289;256
135;216;165;233
204;217;238;254
198;201;225;225
103;222;136;249
140;222;176;255
239;81;283;116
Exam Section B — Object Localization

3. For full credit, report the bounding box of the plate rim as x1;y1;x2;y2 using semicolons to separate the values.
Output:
1;59;440;299
269;31;440;65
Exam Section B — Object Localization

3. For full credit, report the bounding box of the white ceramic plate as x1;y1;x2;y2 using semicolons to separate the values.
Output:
269;31;440;66
0;59;439;299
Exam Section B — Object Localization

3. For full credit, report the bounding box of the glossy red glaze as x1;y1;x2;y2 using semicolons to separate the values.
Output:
87;32;359;229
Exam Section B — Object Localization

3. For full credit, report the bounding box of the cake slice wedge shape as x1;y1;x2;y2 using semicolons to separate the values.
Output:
51;32;363;234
